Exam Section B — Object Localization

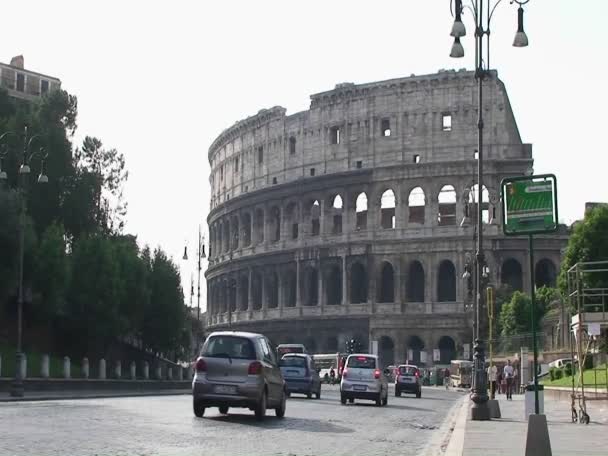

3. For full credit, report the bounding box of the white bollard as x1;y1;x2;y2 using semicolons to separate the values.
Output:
143;361;149;380
99;358;106;380
41;354;50;378
114;361;121;379
20;353;27;379
130;361;136;380
155;365;162;380
167;367;173;380
82;358;89;379
63;356;71;379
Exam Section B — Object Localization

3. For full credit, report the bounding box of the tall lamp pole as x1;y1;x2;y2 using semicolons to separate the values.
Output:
0;126;48;398
183;225;206;321
449;0;530;420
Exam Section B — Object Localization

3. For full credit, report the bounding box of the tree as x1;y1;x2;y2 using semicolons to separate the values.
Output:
558;205;608;303
499;291;533;337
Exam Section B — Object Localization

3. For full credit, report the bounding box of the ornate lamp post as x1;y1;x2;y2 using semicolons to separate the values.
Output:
0;126;48;398
449;0;530;420
183;225;206;321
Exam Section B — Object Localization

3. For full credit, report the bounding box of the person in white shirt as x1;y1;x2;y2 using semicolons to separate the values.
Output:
503;360;514;400
487;364;498;399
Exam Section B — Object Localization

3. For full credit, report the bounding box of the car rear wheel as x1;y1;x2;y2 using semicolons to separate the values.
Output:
348;398;354;404
315;388;321;399
219;405;229;415
340;393;347;405
307;392;312;399
193;400;205;418
275;391;286;418
375;393;382;406
255;390;267;420
416;391;422;398
395;388;401;397
382;392;388;406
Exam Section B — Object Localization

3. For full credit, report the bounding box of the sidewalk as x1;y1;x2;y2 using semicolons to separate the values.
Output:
0;389;190;402
447;393;607;456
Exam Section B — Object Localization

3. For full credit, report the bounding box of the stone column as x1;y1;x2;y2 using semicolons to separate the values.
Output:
19;353;27;380
296;258;302;308
342;256;348;306
82;357;89;379
261;270;268;312
177;366;184;381
130;361;137;380
248;268;254;313
319;199;326;236
278;271;285;315
114;360;121;379
318;262;324;311
40;354;50;379
63;356;71;379
235;275;242;314
155;365;162;380
143;361;150;380
167;367;173;380
425;255;433;314
99;359;106;379
394;336;406;365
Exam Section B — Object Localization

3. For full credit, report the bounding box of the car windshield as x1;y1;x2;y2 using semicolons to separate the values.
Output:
399;366;418;376
202;336;256;359
347;356;376;369
280;356;307;367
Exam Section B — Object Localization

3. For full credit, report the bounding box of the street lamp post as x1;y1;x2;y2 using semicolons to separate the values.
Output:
449;0;529;420
183;225;206;321
0;126;48;398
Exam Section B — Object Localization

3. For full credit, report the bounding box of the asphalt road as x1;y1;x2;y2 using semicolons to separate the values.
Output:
0;385;464;456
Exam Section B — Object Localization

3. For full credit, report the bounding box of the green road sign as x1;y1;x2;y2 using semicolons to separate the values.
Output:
501;174;558;236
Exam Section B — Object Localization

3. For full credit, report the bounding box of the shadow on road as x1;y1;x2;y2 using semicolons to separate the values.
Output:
200;414;355;433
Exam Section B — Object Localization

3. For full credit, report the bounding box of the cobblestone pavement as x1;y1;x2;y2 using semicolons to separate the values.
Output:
0;385;463;456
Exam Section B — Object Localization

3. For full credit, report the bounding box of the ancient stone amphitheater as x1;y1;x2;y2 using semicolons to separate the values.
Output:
204;69;566;367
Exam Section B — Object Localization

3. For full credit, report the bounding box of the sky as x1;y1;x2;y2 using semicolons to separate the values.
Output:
2;0;607;312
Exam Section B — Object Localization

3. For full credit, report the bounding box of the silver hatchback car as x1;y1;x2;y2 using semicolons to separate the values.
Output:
192;331;287;420
340;354;389;406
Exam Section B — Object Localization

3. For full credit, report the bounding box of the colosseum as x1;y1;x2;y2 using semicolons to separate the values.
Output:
204;69;568;368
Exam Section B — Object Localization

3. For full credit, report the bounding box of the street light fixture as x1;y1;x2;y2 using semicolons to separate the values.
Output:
449;0;530;421
0;126;48;398
183;226;207;321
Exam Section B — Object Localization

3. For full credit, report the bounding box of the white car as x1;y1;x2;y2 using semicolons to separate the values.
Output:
548;358;574;369
340;354;389;406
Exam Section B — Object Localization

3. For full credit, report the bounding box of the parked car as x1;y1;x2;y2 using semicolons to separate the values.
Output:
192;331;287;420
395;364;422;398
340;354;389;406
279;353;321;398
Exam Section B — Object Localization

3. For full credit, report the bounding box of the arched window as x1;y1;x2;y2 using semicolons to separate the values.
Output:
331;195;343;234
241;213;252;247
252;270;263;310
437;260;456;302
350;262;368;304
239;275;249;310
380;189;396;229
284;269;297;307
379;336;395;368
406;336;425;365
223;220;230;252
501;258;523;291
355;192;368;231
285;202;299;240
407;261;425;302
408;187;426;224
231;216;240;250
438;336;456;364
270;206;281;242
228;278;237;312
255;208;265;243
302;266;319;306
325;264;342;305
438;185;457;226
266;271;279;308
378;262;395;303
535;259;557;289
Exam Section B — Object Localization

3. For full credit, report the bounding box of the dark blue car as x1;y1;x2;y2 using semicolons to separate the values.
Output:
279;354;321;399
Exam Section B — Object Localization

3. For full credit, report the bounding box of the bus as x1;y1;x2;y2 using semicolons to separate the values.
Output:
312;353;347;383
277;344;307;359
449;360;473;388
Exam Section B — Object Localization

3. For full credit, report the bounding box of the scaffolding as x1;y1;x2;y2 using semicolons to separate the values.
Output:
568;261;608;424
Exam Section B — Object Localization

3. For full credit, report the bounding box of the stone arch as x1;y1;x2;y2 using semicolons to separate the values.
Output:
378;261;395;303
355;192;368;231
379;335;395;368
350;262;368;304
501;258;523;292
301;265;319;306
437;185;457;226
223;219;230;252
241;212;252;247
285;201;299;240
266;270;279;308
535;258;557;289
325;263;342;305
283;268;297;307
269;206;281;242
330;194;344;234
231;215;240;250
228;277;237;312
437;260;456;302
254;208;265;243
406;335;425;365
438;336;456;364
308;199;321;236
408;187;426;224
239;274;249;310
219;280;227;313
380;188;396;229
252;270;263;310
407;261;425;302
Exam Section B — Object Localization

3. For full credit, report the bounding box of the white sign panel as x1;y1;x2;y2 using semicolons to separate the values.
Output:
433;349;440;362
407;349;413;362
588;323;601;336
371;340;378;356
420;351;427;363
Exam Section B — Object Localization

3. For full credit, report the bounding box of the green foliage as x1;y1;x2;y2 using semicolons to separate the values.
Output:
558;205;608;302
499;291;533;337
549;367;556;381
554;368;563;380
564;362;573;377
536;286;560;314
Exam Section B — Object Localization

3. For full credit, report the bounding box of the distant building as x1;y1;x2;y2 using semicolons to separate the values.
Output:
0;55;61;101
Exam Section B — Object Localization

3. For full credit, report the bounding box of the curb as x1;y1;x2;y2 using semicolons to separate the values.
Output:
421;393;467;456
0;390;191;403
443;395;469;456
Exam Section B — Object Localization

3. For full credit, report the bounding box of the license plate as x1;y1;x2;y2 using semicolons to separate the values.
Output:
214;385;237;395
402;377;413;383
353;384;367;391
287;370;299;376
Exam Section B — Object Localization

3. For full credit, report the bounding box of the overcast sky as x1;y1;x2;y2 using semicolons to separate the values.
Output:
2;0;607;311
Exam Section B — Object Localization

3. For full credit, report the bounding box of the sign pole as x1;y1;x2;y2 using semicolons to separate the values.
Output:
529;234;539;414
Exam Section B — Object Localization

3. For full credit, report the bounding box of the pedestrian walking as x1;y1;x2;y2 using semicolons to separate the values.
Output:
496;371;503;394
504;359;514;400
